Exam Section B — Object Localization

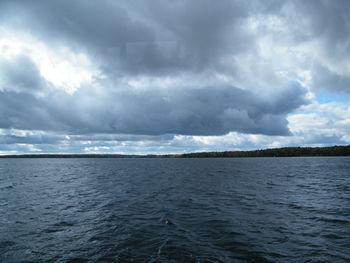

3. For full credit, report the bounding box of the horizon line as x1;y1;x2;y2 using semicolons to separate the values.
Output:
1;145;349;158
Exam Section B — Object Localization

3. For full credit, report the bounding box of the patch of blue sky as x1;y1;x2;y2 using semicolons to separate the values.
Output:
315;91;350;104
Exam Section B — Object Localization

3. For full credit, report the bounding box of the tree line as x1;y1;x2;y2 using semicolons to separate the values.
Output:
175;145;350;158
1;145;349;158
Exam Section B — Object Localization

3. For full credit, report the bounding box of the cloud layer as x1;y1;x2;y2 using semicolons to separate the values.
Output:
0;0;349;153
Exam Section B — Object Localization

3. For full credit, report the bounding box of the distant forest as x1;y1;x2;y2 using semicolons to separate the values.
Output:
1;145;350;158
176;145;350;158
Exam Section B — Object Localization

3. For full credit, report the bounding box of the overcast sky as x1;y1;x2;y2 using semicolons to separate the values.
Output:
0;0;350;154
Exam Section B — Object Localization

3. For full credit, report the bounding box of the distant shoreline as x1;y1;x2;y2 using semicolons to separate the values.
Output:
1;145;350;158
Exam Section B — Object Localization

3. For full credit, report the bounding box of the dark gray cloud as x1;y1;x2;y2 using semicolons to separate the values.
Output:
0;55;45;92
313;64;350;93
0;134;63;145
0;79;308;135
294;0;350;52
0;41;308;137
1;0;349;79
0;0;254;75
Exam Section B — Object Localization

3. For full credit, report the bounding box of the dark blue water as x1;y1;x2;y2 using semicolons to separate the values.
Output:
0;157;349;262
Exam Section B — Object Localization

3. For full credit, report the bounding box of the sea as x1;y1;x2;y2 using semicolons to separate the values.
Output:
0;157;349;262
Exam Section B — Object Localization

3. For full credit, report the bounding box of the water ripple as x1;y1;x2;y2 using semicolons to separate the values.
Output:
0;157;349;262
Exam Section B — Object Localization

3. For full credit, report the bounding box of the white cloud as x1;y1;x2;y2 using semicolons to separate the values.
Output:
0;31;96;94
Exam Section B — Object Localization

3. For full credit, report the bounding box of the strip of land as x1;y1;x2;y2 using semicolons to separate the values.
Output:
0;145;350;158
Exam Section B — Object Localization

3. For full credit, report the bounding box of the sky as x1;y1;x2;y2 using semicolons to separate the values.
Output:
0;0;350;155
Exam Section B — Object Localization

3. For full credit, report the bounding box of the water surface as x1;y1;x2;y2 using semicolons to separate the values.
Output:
1;157;349;262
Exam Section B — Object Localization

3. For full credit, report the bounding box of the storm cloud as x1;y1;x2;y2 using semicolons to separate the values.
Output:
0;0;349;153
0;59;307;135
